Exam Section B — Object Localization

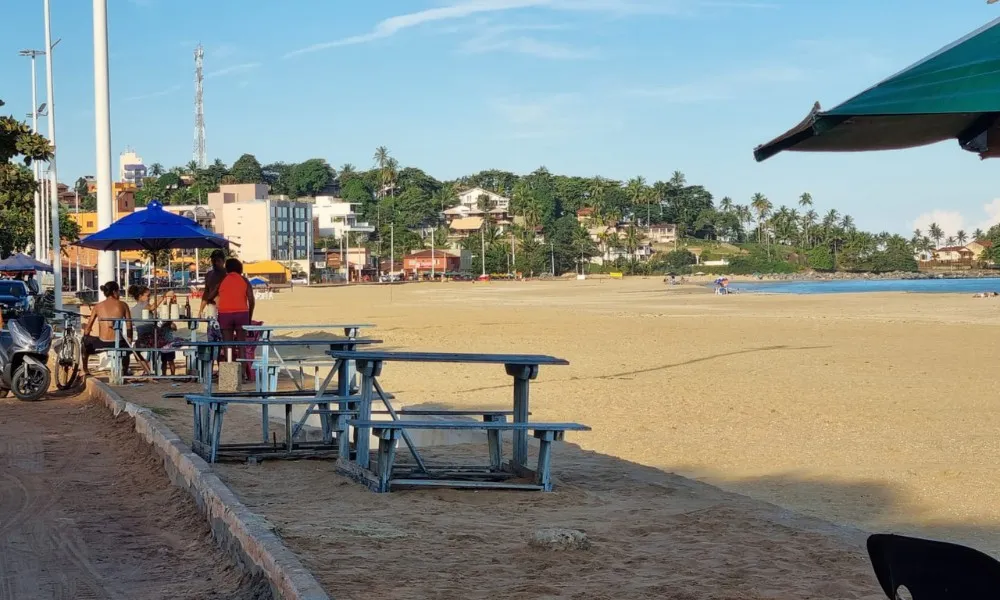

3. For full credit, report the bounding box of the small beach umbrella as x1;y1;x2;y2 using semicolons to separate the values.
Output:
0;252;53;273
754;17;1000;161
249;277;268;287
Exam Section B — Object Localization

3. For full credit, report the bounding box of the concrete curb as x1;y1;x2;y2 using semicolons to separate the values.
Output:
86;378;331;600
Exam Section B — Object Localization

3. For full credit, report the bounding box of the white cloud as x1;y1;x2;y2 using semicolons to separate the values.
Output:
205;62;261;79
123;85;181;102
911;199;1000;241
460;23;596;59
627;66;805;103
489;92;622;139
284;0;773;58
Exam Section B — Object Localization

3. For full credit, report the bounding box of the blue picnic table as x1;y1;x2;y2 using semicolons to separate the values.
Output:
187;337;382;446
327;350;575;489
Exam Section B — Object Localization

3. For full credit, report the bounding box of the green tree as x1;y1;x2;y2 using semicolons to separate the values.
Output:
229;153;264;183
956;229;968;245
149;162;164;177
289;159;335;197
662;249;696;271
0;99;76;257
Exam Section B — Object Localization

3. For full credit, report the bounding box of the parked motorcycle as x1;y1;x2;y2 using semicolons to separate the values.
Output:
0;314;52;401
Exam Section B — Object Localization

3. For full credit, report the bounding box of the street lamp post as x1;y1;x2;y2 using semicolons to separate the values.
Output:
43;0;63;309
18;49;44;260
93;0;115;287
480;224;487;277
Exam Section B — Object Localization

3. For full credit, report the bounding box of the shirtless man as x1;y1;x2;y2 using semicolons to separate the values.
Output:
82;281;133;377
198;249;228;318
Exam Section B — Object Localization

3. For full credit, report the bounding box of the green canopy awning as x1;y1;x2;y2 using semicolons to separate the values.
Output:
754;17;1000;162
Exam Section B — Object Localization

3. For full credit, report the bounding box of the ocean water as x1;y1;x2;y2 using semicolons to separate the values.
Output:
729;277;1000;295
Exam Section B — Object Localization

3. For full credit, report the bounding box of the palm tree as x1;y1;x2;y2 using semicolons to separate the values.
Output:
340;163;356;178
719;196;734;213
750;193;772;245
736;205;754;242
626;176;647;224
928;222;944;248
945;235;957;246
185;160;199;175
149;163;164;177
956;229;968;245
798;192;813;210
840;214;855;232
974;228;985;241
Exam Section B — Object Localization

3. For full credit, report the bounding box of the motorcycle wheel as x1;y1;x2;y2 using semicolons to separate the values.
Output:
12;363;50;402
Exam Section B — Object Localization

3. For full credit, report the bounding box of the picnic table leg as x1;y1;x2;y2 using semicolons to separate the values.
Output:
484;414;506;471
533;430;555;492
211;403;225;464
505;364;539;468
192;402;202;443
344;327;359;394
285;403;294;452
374;428;399;493
354;359;382;469
292;359;339;439
199;346;214;436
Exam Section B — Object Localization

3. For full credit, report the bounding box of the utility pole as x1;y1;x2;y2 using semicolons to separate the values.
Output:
93;0;115;288
75;190;81;291
390;223;395;280
430;228;435;280
43;0;63;309
550;241;555;276
511;230;516;275
480;224;487;277
19;49;44;260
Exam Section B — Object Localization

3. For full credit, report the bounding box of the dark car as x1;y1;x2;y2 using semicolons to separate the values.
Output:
0;281;31;319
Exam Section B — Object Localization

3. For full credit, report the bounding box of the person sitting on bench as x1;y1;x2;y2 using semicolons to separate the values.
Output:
82;281;134;377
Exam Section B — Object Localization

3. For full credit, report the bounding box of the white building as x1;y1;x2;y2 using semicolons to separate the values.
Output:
119;148;146;188
456;187;510;212
312;196;375;240
222;199;314;278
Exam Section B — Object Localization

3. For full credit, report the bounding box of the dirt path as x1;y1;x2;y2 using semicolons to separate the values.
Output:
0;391;270;600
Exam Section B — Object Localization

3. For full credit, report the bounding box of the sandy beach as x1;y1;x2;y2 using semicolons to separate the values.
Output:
119;277;1000;597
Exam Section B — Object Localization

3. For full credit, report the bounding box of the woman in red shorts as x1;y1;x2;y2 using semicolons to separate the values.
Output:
203;257;255;347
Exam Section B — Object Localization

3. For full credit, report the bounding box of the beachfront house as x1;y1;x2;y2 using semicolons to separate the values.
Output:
966;239;993;261
933;246;974;262
647;223;679;245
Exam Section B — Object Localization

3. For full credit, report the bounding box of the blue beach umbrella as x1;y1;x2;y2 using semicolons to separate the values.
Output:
76;200;230;253
0;252;53;273
249;277;268;286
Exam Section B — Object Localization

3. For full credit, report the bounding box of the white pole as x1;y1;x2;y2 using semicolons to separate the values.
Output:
481;224;487;277
93;0;114;287
390;223;394;279
511;230;515;275
43;0;62;309
75;190;81;291
29;54;41;260
550;241;555;276
430;228;435;280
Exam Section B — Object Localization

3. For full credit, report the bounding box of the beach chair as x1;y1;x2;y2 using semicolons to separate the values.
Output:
867;533;1000;598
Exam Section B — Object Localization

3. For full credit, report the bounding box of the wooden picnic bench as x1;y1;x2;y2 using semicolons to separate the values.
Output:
347;420;591;492
327;350;587;493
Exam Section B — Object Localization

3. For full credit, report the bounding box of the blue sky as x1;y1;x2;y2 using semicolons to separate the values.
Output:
3;0;1000;237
